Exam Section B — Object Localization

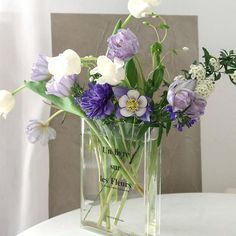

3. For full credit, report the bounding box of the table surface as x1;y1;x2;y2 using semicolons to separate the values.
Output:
17;193;236;236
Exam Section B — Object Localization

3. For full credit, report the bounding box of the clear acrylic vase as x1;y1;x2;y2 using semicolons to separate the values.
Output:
80;118;161;236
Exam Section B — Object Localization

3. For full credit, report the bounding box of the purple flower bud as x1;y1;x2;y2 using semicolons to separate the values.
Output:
46;74;77;98
107;29;139;61
31;55;50;81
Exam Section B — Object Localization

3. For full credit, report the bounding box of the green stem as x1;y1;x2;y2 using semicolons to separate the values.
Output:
12;85;26;96
121;14;132;28
97;172;122;226
45;110;64;125
114;190;129;225
84;119;144;196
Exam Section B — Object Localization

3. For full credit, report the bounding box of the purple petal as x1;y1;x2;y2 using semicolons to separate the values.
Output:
31;55;50;81
113;87;129;99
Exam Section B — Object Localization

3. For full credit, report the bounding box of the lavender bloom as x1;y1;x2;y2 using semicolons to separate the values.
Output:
46;74;78;98
31;55;50;81
80;83;114;119
107;29;139;61
185;97;207;119
167;79;197;112
174;119;197;132
26;120;56;145
165;105;177;121
167;78;207;119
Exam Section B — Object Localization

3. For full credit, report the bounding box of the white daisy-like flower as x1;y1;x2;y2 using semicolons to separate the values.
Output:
189;64;206;81
210;58;221;71
26;120;56;145
119;90;148;117
195;79;215;98
230;71;236;83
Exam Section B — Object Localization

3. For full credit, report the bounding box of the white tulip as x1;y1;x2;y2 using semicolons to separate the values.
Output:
47;49;81;80
90;56;125;86
128;0;161;18
0;90;15;119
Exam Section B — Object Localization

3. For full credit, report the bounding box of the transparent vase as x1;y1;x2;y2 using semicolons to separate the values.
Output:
80;118;161;236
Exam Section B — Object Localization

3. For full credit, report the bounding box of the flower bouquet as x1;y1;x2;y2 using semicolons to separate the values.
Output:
1;0;236;235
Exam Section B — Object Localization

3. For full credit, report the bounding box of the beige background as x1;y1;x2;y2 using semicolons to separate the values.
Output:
49;14;200;217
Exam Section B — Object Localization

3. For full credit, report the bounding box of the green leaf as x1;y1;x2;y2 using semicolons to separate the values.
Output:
159;23;170;30
25;81;85;117
202;47;211;65
112;19;122;35
151;42;162;67
144;64;165;97
152;64;165;89
125;59;138;88
172;49;178;55
214;73;221;80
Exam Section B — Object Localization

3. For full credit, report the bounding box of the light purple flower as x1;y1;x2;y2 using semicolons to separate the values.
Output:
167;79;197;112
46;74;78;98
26;120;56;145
115;88;151;122
185;97;207;119
31;55;50;81
167;78;207;119
107;29;139;61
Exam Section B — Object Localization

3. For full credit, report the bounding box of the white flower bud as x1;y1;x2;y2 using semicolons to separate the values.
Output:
0;90;15;119
182;47;189;51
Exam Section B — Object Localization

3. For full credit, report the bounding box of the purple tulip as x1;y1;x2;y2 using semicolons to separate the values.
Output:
46;74;77;98
107;28;139;61
31;55;50;81
80;83;114;119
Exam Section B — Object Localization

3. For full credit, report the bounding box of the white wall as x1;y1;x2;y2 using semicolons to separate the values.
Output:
49;0;236;193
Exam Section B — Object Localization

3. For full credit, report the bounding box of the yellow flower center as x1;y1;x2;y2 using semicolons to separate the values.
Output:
126;98;139;112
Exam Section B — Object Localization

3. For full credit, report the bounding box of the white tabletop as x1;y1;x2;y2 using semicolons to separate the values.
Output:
17;193;236;236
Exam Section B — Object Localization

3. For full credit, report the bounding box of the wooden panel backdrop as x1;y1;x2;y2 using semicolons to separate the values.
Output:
49;14;201;218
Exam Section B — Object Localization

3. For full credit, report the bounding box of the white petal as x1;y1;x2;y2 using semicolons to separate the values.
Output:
96;75;118;85
135;107;147;117
127;90;140;100
114;57;125;69
97;56;114;75
138;95;147;108
119;95;129;108
114;67;125;84
90;67;99;75
0;90;15;117
120;108;134;117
